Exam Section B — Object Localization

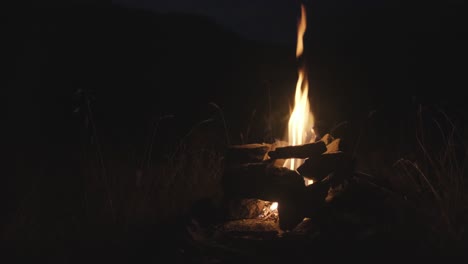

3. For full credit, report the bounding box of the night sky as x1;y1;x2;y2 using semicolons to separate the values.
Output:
113;0;389;44
109;0;468;96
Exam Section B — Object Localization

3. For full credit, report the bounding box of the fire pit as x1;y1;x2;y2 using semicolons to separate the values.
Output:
222;132;350;231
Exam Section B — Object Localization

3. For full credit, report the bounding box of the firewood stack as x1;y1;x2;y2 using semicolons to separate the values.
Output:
222;134;354;231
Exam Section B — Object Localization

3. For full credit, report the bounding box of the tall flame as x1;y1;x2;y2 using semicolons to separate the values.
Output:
296;4;307;58
284;4;316;185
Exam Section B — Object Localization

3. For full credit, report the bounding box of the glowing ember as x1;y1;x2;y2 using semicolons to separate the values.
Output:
259;201;279;220
269;202;278;211
283;4;317;186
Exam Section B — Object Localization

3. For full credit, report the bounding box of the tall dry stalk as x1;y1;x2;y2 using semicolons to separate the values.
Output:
392;105;467;245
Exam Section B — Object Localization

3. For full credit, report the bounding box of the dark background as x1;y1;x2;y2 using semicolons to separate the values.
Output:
3;0;468;259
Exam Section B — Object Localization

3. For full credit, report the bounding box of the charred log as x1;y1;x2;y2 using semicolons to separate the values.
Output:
225;143;271;166
222;162;308;231
297;151;345;182
268;140;289;167
325;138;341;153
279;178;334;230
278;195;306;231
302;178;331;218
222;162;267;199
222;163;305;202
267;140;327;159
328;154;355;188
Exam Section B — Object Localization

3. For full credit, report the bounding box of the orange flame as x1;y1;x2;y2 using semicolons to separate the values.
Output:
284;4;316;186
296;4;307;58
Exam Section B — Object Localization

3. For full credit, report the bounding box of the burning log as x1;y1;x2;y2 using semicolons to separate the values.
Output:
225;143;271;166
268;140;289;167
222;162;310;230
297;151;345;182
278;177;334;230
267;140;326;159
222;162;305;202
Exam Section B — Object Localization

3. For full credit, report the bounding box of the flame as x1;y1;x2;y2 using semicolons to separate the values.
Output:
284;4;316;186
269;202;278;211
258;5;314;222
296;4;307;58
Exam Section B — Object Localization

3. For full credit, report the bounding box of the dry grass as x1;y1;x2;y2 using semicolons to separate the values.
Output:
353;103;468;250
2;100;229;246
391;105;468;245
126;120;226;226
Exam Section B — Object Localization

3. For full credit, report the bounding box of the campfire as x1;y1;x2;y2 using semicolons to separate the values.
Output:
221;4;353;231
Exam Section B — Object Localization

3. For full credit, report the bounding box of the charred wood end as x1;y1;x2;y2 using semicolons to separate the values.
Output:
325;138;341;153
226;143;271;165
319;133;335;145
297;151;345;182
